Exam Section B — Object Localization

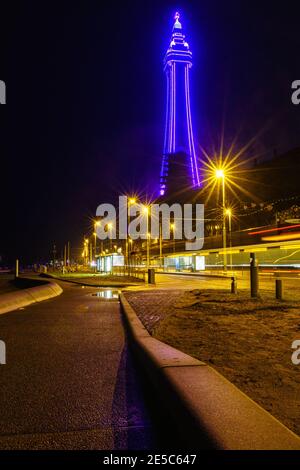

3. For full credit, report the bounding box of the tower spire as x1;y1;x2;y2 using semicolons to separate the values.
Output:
173;11;182;30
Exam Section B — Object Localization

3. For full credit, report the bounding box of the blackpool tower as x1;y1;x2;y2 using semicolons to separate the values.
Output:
160;12;201;196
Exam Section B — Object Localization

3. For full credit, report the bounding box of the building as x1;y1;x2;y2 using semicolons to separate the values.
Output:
160;12;201;197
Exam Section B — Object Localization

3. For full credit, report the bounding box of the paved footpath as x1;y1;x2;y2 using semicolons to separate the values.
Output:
0;282;170;450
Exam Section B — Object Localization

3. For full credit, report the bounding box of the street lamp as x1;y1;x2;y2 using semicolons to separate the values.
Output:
83;238;89;266
170;223;176;254
127;197;136;269
225;208;232;270
107;222;113;252
159;215;163;269
215;168;227;271
94;220;101;272
93;232;97;272
143;205;150;267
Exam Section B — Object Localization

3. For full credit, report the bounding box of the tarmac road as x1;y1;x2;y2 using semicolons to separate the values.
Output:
0;281;175;450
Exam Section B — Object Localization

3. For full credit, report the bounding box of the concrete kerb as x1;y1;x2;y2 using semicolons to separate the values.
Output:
0;280;63;315
120;293;300;450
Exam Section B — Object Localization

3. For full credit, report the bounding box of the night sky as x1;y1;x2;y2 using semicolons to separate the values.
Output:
1;0;300;264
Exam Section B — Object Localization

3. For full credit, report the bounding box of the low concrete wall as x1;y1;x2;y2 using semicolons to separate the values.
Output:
0;278;63;315
120;293;300;450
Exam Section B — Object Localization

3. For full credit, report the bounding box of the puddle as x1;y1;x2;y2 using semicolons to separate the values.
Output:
92;290;121;300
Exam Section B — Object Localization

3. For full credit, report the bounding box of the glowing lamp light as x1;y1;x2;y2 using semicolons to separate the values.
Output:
225;209;232;216
215;169;225;179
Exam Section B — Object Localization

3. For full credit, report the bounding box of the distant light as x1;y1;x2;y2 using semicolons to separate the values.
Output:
262;233;300;242
129;198;136;205
249;224;300;236
225;208;232;216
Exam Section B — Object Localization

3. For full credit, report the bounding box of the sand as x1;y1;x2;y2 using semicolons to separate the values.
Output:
125;289;300;436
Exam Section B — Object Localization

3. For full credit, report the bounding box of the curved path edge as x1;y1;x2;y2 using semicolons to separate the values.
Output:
120;293;300;450
0;279;63;315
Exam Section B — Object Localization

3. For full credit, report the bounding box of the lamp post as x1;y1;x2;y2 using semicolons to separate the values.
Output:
94;220;100;272
159;217;163;269
143;205;150;267
84;238;89;266
128;237;133;269
170;223;175;254
225;209;232;270
107;222;113;252
127;197;136;270
215;169;227;271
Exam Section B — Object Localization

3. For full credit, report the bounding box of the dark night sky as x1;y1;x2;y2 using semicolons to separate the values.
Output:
1;0;300;264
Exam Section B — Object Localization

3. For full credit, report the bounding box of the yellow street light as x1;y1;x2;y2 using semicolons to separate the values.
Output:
215;168;225;179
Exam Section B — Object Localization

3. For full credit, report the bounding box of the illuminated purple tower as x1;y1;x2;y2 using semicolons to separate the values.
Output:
160;12;201;196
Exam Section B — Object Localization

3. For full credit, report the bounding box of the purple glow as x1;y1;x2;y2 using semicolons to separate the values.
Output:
160;12;201;195
173;63;176;152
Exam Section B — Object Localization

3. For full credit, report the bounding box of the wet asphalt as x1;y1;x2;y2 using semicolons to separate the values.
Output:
0;282;177;450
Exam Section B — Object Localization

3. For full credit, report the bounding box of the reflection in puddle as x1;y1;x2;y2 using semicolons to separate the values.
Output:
92;290;120;300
